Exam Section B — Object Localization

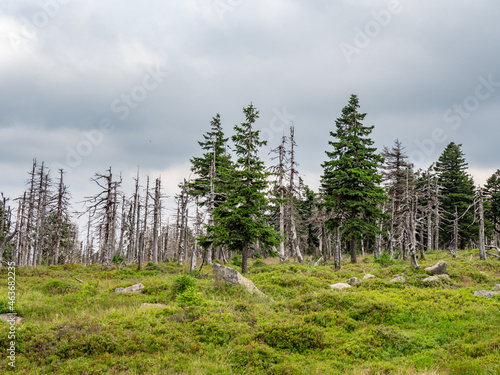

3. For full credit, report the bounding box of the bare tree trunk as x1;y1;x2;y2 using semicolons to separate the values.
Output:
142;176;150;262
434;179;440;251
452;207;458;256
152;177;161;264
333;226;341;270
478;189;487;260
350;237;357;264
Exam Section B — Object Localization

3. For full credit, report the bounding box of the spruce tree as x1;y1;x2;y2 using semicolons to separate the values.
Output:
203;104;279;273
484;169;500;245
435;143;476;249
321;95;386;264
189;114;232;206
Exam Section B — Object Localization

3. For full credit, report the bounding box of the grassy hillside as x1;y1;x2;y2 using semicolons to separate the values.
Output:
1;250;500;374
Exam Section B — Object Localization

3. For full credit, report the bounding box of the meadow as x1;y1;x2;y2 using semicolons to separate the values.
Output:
1;250;499;374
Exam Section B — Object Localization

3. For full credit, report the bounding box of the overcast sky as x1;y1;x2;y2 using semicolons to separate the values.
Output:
1;0;500;217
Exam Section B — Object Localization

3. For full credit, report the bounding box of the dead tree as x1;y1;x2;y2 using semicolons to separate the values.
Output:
478;188;487;260
81;167;122;265
287;125;303;263
151;177;162;264
269;135;287;260
176;179;191;265
0;195;18;264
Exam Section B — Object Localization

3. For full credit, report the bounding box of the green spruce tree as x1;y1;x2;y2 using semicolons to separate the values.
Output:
484;169;500;246
203;104;279;273
189;113;232;205
435;142;476;249
321;95;386;264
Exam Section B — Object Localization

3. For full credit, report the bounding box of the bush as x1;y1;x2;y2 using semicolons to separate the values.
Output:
172;275;196;295
177;286;204;307
43;280;80;295
257;323;325;353
111;255;124;264
253;252;262;259
374;252;397;267
230;254;242;267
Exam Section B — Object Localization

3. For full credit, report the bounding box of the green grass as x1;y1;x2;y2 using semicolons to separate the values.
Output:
1;250;500;374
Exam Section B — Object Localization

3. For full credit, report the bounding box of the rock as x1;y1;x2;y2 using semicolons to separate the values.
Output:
473;290;500;299
346;277;362;286
493;284;500;290
115;283;144;294
388;276;406;283
421;276;440;283
330;283;352;290
425;260;447;275
140;303;167;309
363;274;377;280
0;314;23;324
212;263;264;296
437;274;450;280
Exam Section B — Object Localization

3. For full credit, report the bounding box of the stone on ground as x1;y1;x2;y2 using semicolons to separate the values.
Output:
363;274;377;280
330;283;352;290
421;276;441;283
115;283;144;294
346;277;362;286
388;276;406;283
212;263;264;296
473;290;500;298
0;314;23;324
425;260;447;275
493;284;500;290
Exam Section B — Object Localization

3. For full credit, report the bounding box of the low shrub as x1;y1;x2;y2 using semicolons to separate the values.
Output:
257;323;325;353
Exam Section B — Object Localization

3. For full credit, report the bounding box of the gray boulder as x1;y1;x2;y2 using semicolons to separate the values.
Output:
425;260;447;275
388;276;406;283
115;283;144;294
212;263;264;296
363;274;377;280
437;274;450;280
0;314;23;324
346;277;362;286
473;290;500;299
330;283;352;290
421;276;440;283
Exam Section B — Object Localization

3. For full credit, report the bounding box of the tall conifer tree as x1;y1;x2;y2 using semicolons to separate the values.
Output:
321;95;386;264
435;142;476;249
203;104;279;273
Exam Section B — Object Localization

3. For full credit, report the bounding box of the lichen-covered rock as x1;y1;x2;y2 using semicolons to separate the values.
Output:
346;277;362;286
363;274;377;280
114;283;144;294
473;290;500;298
0;314;23;324
425;260;447;275
421;276;440;283
388;276;405;283
212;263;264;296
330;283;352;290
437;274;450;280
140;303;167;309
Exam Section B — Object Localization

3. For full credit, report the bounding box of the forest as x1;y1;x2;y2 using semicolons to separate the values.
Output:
1;94;500;272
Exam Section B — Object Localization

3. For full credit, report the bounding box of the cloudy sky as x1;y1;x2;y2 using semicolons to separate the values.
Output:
1;0;500;215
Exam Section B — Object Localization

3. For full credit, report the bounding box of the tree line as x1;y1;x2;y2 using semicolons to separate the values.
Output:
1;95;500;272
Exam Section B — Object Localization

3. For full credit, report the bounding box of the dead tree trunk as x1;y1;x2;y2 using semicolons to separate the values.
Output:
478;188;487;260
152;177;161;264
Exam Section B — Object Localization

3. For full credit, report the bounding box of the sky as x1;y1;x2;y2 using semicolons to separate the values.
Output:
1;0;500;219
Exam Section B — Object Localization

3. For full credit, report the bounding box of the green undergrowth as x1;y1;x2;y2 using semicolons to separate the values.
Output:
0;251;499;374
